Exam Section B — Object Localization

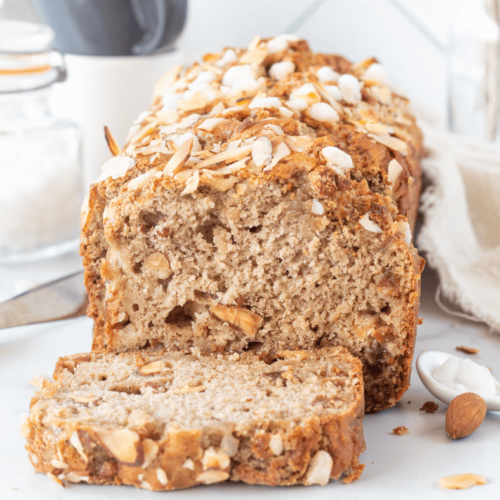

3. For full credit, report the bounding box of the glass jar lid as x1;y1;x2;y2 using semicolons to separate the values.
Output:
0;20;66;93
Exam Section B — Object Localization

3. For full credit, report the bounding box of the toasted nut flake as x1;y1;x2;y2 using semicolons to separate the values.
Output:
202;447;230;470
194;145;252;170
47;472;64;486
130;122;157;145
247;34;261;51
235;183;247;196
174;386;206;394
365;122;389;135
371;85;392;105
70;431;88;462
369;133;408;155
19;412;30;439
252;136;272;167
64;473;89;483
164;138;193;176
306;450;333;486
183;458;195;470
50;459;69;469
220;435;239;457
196;470;229;484
439;474;486;489
178;92;207;112
29;374;49;388
104;126;122;156
127;169;158;191
137;360;163;376
284;135;313;152
156;468;168;485
199;173;238;192
96;428;142;465
291;83;321;105
276;350;311;361
209;303;263;337
388;159;403;185
68;394;100;405
182;169;200;195
198;117;225;132
239;46;268;65
154;65;182;98
142;438;159;468
456;346;480;354
264;141;291;171
208;157;249;176
269;434;283;456
140;480;152;490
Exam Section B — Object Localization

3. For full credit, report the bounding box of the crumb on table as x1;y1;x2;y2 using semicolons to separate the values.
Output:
420;401;439;413
392;426;410;436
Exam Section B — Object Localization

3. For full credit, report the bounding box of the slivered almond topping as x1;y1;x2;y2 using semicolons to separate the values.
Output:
208;157;249;176
198;117;225;132
130;122;157;145
264;141;291;171
64;473;89;483
199;174;239;192
239;46;268;65
137;360;163;376
306;450;333;486
365;122;389;135
196;470;229;484
47;473;64;486
209;303;263;337
439;474;486;489
194;145;252;170
70;431;88;462
153;65;182;97
368;133;408;155
284;135;313;152
174;386;206;394
276;350;311;361
247;34;261;51
178;92;207;112
183;458;195;470
142;438;159;468
163;138;193;176
182;169;200;194
156;468;168;486
51;459;69;469
252;136;272;167
95;428;142;465
68;394;100;405
104;126;122;156
388;159;403;185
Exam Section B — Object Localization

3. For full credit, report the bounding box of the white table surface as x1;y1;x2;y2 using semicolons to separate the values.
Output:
1;252;499;500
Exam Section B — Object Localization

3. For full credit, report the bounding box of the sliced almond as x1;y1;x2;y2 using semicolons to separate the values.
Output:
182;169;200;195
388;159;403;185
207;157;249;176
264;141;291;171
154;65;182;98
137;360;164;377
439;473;486;490
194;145;252;170
174;386;206;394
196;470;229;484
68;394;100;405
96;428;143;465
46;472;64;486
51;459;69;469
156;467;168;486
142;438;159;469
368;133;408;155
70;431;88;462
199;174;238;192
130;122;157;145
239;46;268;65
164;138;193;176
178;92;207;112
284;135;313;152
247;35;261;51
104;126;122;156
209;303;263;337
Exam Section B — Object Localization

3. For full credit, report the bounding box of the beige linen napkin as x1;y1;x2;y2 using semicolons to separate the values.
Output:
418;123;500;331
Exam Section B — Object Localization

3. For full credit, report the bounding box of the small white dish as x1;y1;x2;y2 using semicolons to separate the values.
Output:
416;351;500;411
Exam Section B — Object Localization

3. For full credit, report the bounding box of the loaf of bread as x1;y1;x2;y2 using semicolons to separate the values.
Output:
80;35;425;413
22;346;365;490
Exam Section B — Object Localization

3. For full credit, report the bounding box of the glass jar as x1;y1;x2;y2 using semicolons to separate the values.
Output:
0;20;83;263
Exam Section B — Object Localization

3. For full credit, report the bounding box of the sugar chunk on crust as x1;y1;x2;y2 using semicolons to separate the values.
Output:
24;347;365;490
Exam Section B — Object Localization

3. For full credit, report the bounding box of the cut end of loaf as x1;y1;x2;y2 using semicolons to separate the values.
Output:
24;347;365;490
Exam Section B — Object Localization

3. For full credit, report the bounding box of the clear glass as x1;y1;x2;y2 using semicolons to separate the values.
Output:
0;88;83;262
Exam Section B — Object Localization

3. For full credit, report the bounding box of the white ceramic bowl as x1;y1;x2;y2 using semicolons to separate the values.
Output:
416;351;500;411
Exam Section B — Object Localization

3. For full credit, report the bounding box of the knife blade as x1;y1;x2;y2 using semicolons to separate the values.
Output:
0;271;88;329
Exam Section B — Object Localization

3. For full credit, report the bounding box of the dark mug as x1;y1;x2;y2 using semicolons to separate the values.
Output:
31;0;187;56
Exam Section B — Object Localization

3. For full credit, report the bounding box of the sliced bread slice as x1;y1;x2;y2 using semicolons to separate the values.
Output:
23;346;365;490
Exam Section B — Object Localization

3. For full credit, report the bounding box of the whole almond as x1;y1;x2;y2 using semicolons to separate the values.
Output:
445;393;486;439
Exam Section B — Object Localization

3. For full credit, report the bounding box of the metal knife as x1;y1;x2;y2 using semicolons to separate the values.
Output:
0;271;88;329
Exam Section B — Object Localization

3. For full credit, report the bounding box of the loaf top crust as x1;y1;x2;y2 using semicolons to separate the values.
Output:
81;35;422;234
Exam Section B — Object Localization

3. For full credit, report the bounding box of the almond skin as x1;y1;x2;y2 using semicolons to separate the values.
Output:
445;393;487;439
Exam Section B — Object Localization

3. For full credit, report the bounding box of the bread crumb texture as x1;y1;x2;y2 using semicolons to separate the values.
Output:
24;347;365;490
80;35;424;413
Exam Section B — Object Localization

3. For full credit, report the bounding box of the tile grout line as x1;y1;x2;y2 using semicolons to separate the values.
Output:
283;0;328;35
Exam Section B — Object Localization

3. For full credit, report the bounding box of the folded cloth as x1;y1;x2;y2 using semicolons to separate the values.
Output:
418;123;500;332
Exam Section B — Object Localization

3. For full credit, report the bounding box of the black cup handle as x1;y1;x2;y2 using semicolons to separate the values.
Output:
130;0;186;55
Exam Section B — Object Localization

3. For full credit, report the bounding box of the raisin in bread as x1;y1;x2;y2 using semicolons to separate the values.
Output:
80;36;425;413
22;347;365;490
